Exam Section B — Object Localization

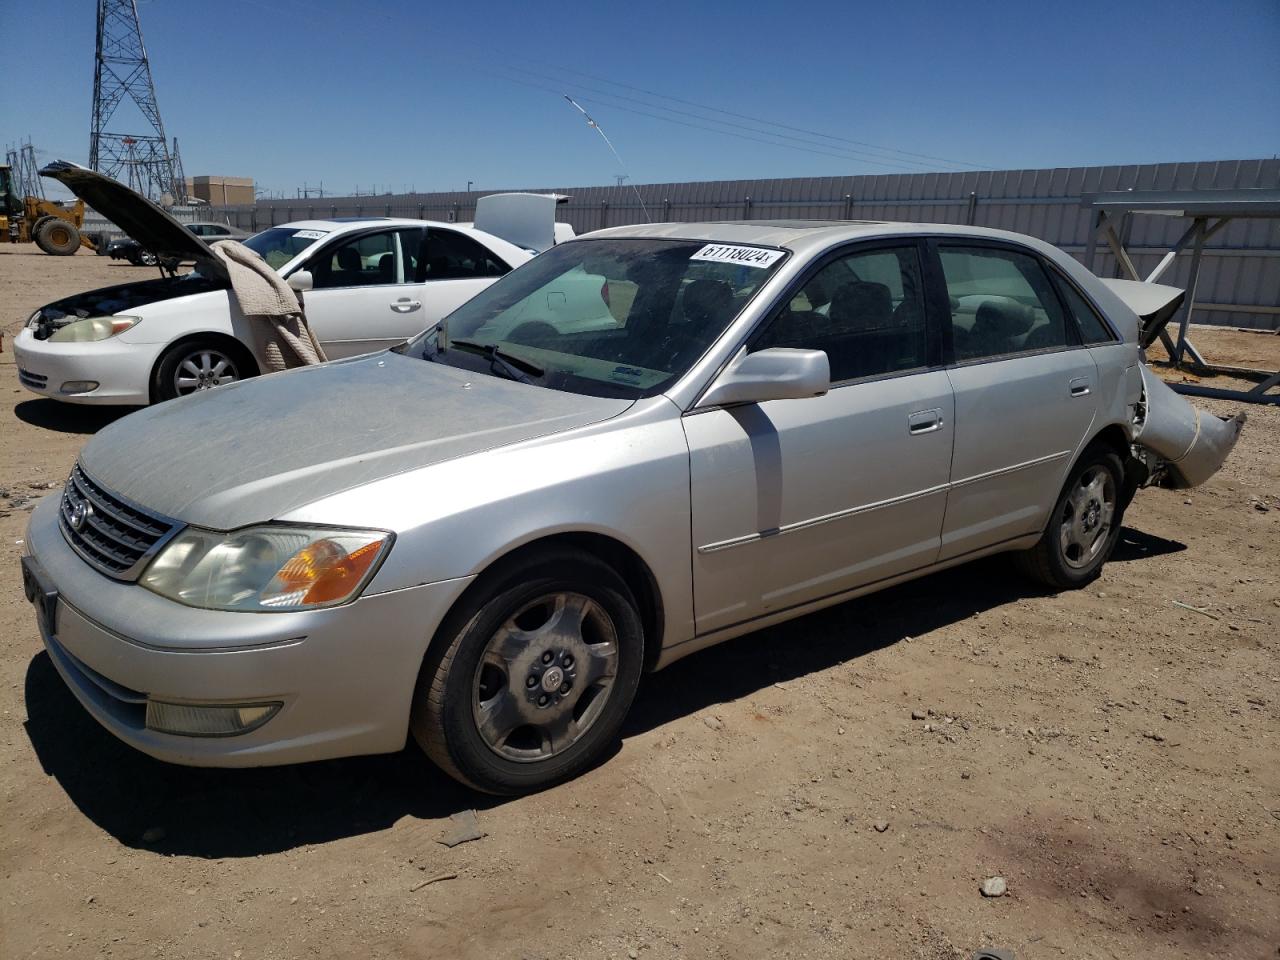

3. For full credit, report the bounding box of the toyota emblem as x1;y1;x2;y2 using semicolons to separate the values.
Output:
69;500;93;531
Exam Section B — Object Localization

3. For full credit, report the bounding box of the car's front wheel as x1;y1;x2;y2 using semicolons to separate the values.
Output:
152;338;253;402
412;548;644;794
1015;444;1125;589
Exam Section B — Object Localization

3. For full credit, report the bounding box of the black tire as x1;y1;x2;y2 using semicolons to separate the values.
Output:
411;547;645;795
33;218;81;256
137;249;159;267
1014;444;1126;590
151;337;255;403
30;215;56;240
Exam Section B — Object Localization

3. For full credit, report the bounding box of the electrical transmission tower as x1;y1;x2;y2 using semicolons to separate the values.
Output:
169;137;188;203
5;140;45;199
90;0;179;201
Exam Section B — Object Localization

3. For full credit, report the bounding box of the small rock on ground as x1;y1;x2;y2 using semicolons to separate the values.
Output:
980;876;1008;898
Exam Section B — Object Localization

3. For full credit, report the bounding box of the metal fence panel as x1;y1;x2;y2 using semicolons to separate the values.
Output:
196;158;1280;329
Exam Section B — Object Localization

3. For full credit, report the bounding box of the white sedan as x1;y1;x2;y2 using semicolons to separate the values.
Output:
14;163;575;405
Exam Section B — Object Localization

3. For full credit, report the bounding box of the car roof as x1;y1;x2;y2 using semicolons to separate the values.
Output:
265;217;536;267
274;218;476;231
585;219;1069;258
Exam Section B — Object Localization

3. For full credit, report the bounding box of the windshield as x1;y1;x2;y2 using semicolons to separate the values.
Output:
242;227;329;271
405;238;786;399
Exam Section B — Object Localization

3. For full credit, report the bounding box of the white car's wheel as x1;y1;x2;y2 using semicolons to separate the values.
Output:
152;338;253;403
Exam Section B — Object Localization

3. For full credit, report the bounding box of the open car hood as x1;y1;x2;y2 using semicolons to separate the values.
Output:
39;161;228;282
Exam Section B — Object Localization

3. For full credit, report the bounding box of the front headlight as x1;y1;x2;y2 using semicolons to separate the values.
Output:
48;315;141;342
140;525;393;612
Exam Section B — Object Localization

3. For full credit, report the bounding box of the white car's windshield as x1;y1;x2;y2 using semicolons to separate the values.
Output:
406;238;786;399
242;227;329;271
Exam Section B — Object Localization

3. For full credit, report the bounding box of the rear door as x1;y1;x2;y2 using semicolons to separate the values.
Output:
931;241;1100;559
410;227;513;328
685;241;955;634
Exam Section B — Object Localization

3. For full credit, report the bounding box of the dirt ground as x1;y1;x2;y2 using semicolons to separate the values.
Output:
0;245;1276;960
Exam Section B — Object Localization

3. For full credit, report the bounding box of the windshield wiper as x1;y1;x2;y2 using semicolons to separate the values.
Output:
448;338;545;383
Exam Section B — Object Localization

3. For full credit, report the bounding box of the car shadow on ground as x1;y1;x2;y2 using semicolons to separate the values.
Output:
21;527;1175;860
1110;526;1187;562
14;399;138;435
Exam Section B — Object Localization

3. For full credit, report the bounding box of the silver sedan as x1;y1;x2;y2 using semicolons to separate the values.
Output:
20;220;1241;794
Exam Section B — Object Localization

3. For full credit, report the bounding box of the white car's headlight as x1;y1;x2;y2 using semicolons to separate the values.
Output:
140;525;393;612
48;315;141;342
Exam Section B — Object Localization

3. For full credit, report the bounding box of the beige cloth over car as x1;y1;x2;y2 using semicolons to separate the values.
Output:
211;240;328;370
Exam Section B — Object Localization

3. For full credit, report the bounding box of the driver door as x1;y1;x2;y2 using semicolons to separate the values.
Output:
685;242;954;634
300;228;425;358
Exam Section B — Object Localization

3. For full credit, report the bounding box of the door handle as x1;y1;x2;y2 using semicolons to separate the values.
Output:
1069;377;1091;398
907;408;943;435
391;298;422;313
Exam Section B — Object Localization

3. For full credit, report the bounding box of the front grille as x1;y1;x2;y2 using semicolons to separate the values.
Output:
17;367;48;389
58;464;183;581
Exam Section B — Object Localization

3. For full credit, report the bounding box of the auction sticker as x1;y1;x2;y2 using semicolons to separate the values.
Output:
690;244;784;268
293;229;330;240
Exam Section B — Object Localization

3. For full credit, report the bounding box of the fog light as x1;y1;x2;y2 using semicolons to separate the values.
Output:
145;700;282;737
59;380;99;395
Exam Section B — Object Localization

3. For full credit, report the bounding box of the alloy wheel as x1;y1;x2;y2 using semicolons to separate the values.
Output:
1058;465;1116;569
471;592;619;762
173;349;240;395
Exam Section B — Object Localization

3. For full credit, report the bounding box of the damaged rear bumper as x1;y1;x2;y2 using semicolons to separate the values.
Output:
1133;364;1245;488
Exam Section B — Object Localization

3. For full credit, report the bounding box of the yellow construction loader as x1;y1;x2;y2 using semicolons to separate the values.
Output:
1;163;97;255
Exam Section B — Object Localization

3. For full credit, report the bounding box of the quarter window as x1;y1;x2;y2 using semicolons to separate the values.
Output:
938;246;1072;361
753;245;928;382
1053;273;1115;344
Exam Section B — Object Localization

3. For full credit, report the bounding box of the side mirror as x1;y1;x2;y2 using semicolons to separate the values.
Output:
697;347;830;409
287;270;313;292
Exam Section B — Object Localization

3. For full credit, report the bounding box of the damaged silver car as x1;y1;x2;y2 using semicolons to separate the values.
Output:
20;220;1242;794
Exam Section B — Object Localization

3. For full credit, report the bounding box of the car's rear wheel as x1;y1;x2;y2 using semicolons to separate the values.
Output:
411;548;644;794
152;338;253;402
1015;445;1125;589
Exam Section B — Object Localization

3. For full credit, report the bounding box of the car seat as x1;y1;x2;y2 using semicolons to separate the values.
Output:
377;253;395;284
969;299;1035;357
681;279;734;326
829;281;893;333
824;281;895;377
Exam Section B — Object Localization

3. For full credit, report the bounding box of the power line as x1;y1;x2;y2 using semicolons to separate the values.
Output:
563;96;650;221
493;71;940;173
497;57;983;170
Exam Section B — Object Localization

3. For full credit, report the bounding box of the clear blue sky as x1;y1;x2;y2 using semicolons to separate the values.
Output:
4;0;1277;199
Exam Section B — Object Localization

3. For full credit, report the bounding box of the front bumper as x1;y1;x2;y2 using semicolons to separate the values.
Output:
13;327;156;405
22;494;474;767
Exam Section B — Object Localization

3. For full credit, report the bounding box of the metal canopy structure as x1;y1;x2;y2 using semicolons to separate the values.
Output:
1082;188;1280;405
